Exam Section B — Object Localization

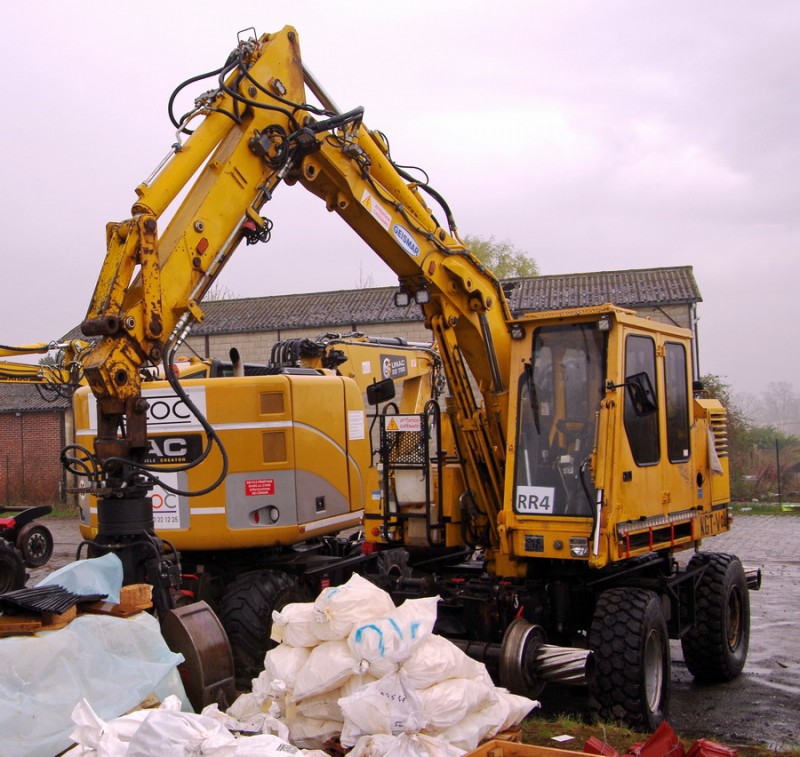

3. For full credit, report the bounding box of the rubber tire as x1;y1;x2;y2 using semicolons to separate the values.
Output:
0;540;26;593
220;570;312;690
16;522;54;568
589;586;670;731
681;552;749;682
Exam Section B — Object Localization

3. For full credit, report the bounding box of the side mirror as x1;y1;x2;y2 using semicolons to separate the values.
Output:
367;378;396;406
625;371;658;415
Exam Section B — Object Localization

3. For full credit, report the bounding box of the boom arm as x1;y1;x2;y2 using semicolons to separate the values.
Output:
0;341;87;389
80;26;516;540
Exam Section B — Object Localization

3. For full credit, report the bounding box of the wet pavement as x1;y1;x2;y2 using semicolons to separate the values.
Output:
670;515;800;750
30;513;800;750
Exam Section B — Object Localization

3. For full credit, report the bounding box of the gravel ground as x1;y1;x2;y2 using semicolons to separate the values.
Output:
29;513;800;750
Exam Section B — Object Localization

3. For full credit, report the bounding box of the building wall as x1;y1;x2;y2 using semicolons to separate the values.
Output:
0;411;65;504
636;304;694;330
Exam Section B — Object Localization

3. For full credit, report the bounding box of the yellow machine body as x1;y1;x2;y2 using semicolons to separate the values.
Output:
75;372;370;550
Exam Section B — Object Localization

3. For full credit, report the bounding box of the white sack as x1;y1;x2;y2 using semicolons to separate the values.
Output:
312;573;395;641
296;672;376;722
338;669;426;748
430;688;539;751
204;700;289;742
292;640;363;701
348;596;439;677
231;733;329;757
401;634;490;689
348;732;466;757
263;643;311;691
270;602;318;647
65;695;235;757
67;697;328;757
416;676;497;730
126;707;237;757
296;688;345;723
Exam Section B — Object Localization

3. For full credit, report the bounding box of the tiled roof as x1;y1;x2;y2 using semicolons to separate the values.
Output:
0;384;72;413
504;266;701;313
192;287;421;335
59;266;699;340
188;265;699;335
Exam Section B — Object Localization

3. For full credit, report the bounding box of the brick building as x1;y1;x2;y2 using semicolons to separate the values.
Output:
2;265;701;506
0;385;71;505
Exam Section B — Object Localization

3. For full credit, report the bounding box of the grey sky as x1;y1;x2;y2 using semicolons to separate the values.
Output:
2;1;797;397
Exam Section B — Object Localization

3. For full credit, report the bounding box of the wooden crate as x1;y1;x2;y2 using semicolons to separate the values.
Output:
467;740;593;757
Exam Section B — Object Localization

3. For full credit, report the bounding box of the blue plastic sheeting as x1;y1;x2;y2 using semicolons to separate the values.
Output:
37;552;124;604
0;612;188;757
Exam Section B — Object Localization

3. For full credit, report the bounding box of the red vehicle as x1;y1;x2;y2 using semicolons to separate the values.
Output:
0;506;54;591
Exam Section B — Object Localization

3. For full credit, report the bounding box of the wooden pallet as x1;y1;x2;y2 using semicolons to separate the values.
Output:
0;584;153;636
0;605;77;636
467;740;593;757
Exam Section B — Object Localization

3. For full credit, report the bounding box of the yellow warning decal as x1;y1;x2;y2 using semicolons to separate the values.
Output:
385;415;423;432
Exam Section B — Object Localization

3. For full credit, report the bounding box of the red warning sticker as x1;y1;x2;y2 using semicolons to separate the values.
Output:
245;479;275;496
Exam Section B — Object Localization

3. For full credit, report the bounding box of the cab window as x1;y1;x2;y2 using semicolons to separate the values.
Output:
665;342;690;462
623;335;659;465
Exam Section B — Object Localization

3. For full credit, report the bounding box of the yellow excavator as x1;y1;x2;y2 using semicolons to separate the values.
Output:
61;27;755;728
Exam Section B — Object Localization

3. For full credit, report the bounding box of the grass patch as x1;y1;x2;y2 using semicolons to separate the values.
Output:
521;714;800;757
731;501;800;516
47;503;80;518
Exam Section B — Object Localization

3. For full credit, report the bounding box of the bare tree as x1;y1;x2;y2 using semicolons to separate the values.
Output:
355;263;375;289
202;282;238;301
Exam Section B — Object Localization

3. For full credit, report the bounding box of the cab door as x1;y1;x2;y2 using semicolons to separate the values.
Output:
617;331;692;522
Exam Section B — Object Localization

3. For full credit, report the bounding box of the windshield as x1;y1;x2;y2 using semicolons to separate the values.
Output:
514;323;606;517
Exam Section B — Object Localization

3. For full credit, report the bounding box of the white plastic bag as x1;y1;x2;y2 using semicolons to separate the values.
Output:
312;573;396;641
271;602;318;647
263;642;311;691
431;688;539;751
296;671;376;721
66;696;237;757
416;676;497;730
126;707;237;756
205;699;290;742
391;596;439;643
401;634;490;689
292;640;363;700
338;669;426;748
348;732;466;757
348;596;439;677
232;733;329;756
